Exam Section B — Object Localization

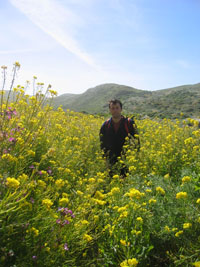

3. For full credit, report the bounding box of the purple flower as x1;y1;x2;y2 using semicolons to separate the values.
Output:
62;220;70;225
30;197;35;204
38;171;43;176
64;243;69;251
29;165;35;169
32;255;37;260
56;219;61;224
9;137;16;143
47;168;52;175
58;207;63;212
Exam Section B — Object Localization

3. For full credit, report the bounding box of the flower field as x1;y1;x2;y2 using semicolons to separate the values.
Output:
1;65;200;266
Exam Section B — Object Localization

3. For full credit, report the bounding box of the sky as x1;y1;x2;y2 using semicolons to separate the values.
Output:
0;0;200;95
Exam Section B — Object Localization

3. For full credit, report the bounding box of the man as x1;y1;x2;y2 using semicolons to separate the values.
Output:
100;99;139;176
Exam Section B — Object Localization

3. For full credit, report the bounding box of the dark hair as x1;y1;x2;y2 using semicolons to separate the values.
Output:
108;99;122;109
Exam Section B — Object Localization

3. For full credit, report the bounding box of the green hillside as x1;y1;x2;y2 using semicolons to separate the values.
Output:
52;83;200;118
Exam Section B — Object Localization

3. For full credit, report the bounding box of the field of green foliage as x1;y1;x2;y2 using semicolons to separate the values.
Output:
0;63;200;267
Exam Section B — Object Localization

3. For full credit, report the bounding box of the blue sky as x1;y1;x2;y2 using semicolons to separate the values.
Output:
0;0;200;95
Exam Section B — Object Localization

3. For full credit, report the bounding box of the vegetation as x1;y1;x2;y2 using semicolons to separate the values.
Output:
52;83;200;119
0;63;200;266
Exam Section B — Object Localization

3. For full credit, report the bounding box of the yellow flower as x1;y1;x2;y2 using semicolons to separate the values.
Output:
6;177;20;189
119;211;128;218
42;199;53;209
156;186;165;195
118;206;127;213
37;180;46;188
81;220;89;225
113;174;119;179
182;176;191;183
164;226;170;232
136;217;143;223
59;197;69;206
77;190;84;196
176;192;187;199
183;223;192;229
196;199;200;204
55;179;65;188
110;187;120;195
193;261;200;267
83;234;93;242
145;189;152;193
125;188;144;199
88;178;95;183
175;230;183;237
18;174;28;182
120;239;126;246
94;199;106;205
164;173;170;179
120;258;138;267
94;190;105;199
30;227;39;236
129;166;136;172
149;198;157;204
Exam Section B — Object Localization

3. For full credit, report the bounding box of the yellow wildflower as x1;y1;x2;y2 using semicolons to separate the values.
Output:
120;239;126;246
42;199;53;209
30;227;39;236
110;187;120;195
175;230;183;237
81;220;89;225
183;223;192;229
83;234;93;242
59;197;69;206
55;179;65;188
182;176;191;183
77;190;84;196
193;261;200;267
6;177;20;189
156;186;165;195
125;188;144;199
176;192;187;199
149;198;157;204
136;217;143;223
120;258;138;267
37;180;46;188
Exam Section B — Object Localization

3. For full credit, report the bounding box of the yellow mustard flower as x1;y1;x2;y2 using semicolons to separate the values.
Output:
83;234;93;242
156;186;165;195
175;230;183;237
182;176;191;183
6;177;20;189
183;223;192;229
120;258;138;267
176;192;187;199
42;199;53;209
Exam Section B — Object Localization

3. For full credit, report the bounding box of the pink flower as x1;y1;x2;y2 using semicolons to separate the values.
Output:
64;243;69;251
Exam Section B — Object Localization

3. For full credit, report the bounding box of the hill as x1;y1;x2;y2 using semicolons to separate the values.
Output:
52;83;200;118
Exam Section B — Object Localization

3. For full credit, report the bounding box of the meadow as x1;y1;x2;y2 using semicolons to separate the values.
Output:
0;63;200;266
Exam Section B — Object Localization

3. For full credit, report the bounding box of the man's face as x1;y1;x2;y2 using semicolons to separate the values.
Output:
109;103;122;118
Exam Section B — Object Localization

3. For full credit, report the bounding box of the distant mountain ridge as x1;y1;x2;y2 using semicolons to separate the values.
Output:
52;83;200;118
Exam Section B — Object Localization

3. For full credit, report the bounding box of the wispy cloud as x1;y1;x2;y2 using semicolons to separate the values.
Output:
9;0;96;67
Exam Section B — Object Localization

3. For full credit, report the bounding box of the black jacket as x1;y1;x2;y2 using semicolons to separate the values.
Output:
100;116;139;162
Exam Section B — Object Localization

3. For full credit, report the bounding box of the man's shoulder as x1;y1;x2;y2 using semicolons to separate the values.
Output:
102;118;112;126
122;116;135;124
